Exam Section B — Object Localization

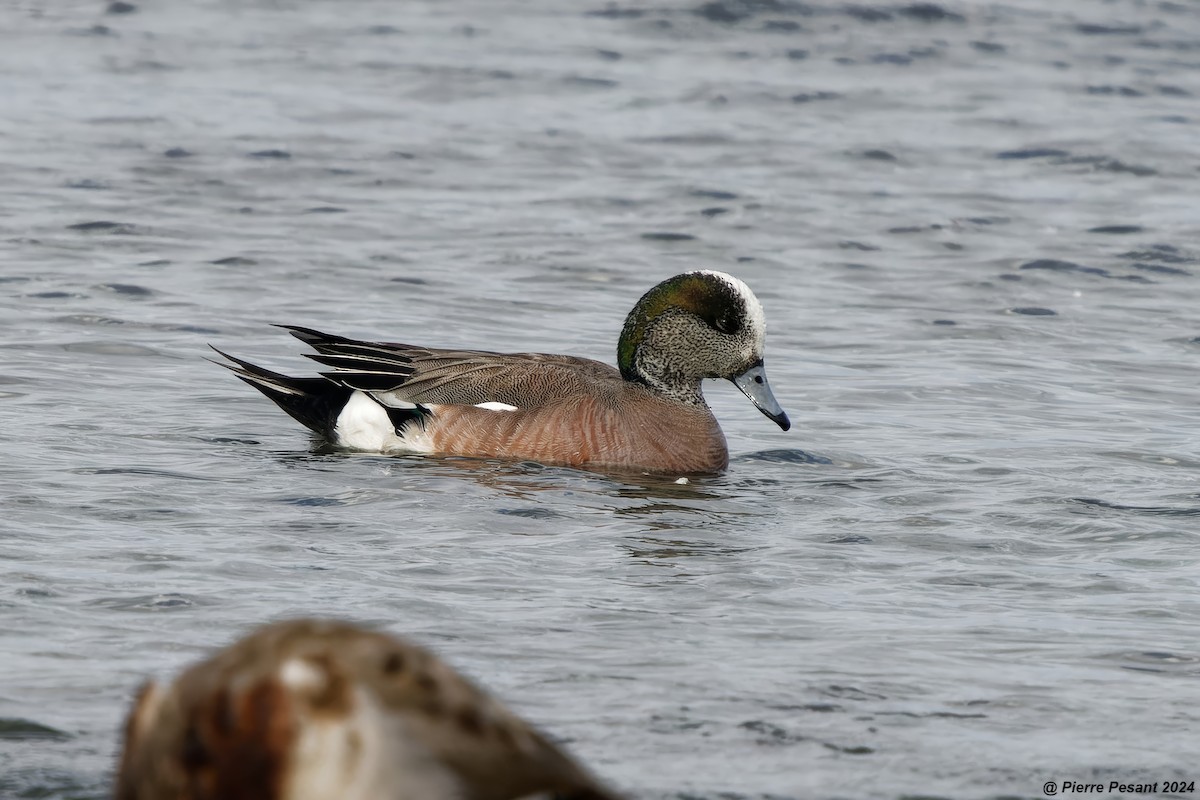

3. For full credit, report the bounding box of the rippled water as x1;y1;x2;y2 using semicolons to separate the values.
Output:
3;0;1200;797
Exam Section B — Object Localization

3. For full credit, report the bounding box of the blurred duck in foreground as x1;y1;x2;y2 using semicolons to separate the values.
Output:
115;618;620;800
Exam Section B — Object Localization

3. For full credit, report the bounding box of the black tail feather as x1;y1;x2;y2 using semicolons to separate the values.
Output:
276;323;337;340
303;351;415;376
277;325;421;364
275;324;363;349
209;346;352;439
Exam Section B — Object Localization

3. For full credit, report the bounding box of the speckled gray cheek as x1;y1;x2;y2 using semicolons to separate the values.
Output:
635;308;750;402
723;306;758;365
687;326;733;376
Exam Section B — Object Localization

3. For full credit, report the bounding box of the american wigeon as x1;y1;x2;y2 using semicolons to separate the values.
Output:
115;619;619;800
214;270;789;474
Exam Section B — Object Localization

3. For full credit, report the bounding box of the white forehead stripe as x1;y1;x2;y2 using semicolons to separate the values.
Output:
697;270;767;343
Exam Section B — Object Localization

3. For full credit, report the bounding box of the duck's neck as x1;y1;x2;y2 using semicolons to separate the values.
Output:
627;355;707;407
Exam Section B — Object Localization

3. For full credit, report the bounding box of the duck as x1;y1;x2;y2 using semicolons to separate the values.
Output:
114;618;620;800
213;270;789;474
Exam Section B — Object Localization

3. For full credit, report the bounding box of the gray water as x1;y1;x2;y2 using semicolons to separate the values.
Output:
2;0;1199;797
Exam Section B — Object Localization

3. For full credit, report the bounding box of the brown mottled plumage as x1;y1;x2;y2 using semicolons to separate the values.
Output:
115;619;620;800
213;271;789;474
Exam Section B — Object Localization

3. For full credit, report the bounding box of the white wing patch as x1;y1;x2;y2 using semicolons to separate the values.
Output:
474;402;518;412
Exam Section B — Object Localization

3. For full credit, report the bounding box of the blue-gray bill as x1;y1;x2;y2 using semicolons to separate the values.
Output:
731;363;791;432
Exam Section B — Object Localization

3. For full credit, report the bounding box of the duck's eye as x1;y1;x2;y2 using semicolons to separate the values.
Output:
713;312;736;335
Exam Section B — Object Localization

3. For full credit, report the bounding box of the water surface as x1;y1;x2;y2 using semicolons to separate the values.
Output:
2;1;1199;797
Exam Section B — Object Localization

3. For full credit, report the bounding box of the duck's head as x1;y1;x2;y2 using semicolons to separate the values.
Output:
618;270;790;431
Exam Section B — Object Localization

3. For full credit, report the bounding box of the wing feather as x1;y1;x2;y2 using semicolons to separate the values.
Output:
281;326;622;407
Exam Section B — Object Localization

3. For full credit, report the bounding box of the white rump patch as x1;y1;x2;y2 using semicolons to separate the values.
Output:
474;401;518;412
674;477;690;485
334;391;431;454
